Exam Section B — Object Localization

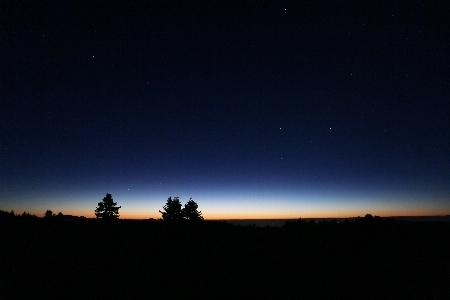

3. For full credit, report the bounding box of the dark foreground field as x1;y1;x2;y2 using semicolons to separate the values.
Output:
1;217;449;298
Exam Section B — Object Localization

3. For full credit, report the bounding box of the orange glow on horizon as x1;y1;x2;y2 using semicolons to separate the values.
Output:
12;205;450;220
102;208;449;220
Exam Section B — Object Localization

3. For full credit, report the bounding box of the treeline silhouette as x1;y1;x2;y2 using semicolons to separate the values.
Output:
1;203;449;298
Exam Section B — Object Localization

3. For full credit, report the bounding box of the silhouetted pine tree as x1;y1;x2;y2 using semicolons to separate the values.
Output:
182;198;203;221
95;193;121;219
159;196;183;221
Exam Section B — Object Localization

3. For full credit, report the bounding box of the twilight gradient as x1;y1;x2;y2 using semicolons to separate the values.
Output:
1;2;449;218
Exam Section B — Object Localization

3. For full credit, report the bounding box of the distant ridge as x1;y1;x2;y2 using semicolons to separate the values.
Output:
213;216;450;227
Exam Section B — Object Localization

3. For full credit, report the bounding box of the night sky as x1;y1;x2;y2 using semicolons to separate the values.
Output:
2;1;449;219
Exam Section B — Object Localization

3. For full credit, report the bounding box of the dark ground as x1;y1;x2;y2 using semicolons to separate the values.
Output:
1;216;449;299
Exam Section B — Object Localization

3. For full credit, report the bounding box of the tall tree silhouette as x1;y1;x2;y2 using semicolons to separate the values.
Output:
182;198;203;221
95;193;121;219
159;196;183;221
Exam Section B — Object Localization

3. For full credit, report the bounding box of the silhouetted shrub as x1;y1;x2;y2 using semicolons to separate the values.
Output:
44;209;53;218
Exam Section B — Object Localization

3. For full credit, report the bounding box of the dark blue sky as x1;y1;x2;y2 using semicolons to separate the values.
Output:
1;1;449;218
